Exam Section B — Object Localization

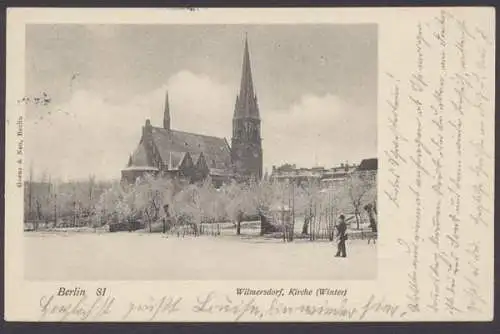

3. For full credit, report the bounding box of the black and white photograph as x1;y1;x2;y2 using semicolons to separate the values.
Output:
22;24;378;280
5;7;495;323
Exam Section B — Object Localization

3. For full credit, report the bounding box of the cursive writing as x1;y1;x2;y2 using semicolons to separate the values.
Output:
122;295;182;321
39;294;115;321
384;72;407;209
191;292;405;321
193;291;264;321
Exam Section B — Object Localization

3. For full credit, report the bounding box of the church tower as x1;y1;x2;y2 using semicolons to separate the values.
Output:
163;91;170;130
231;36;263;181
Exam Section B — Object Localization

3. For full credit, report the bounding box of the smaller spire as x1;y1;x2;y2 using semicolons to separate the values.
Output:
163;91;171;130
127;154;133;167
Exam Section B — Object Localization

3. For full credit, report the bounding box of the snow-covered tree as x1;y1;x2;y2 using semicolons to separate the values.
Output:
344;172;376;229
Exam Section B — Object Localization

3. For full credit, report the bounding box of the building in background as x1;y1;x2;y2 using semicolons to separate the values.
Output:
352;158;378;182
270;158;377;189
270;162;356;187
269;164;326;186
122;37;263;187
320;163;359;188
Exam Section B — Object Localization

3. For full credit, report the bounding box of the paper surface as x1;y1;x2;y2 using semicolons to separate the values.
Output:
4;7;495;322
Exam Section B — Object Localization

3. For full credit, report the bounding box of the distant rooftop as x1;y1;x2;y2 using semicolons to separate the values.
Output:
122;166;159;172
357;158;378;171
272;162;359;175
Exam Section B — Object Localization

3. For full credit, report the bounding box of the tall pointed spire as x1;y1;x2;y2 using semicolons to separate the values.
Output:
231;34;263;182
234;34;259;119
163;90;170;130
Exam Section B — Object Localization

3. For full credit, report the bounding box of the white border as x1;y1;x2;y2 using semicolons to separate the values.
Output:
5;7;495;322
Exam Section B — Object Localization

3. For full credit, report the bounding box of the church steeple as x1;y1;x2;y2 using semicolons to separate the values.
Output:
231;35;263;181
234;35;260;120
163;90;170;130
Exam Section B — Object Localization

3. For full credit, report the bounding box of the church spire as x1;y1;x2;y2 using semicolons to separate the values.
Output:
231;34;263;182
234;35;259;120
163;90;170;130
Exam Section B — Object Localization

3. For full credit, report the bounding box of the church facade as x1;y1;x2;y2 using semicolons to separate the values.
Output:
121;37;263;187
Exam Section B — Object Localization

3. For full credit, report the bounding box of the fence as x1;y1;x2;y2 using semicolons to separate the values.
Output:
265;208;378;242
24;218;101;231
24;212;378;242
163;221;223;237
24;212;114;232
347;230;378;241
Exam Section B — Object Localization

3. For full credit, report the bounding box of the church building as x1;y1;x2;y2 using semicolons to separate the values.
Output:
121;37;263;187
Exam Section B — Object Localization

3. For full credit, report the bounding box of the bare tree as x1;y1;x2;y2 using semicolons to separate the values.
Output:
27;162;34;222
294;180;320;237
220;181;248;235
87;174;96;216
345;172;376;229
133;173;176;233
96;181;134;229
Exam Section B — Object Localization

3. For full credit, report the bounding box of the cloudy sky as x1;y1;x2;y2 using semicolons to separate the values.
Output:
25;24;377;181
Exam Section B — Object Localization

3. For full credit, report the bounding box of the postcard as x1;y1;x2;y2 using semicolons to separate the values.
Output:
4;7;495;322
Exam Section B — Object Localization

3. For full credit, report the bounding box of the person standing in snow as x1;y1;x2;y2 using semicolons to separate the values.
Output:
335;215;348;258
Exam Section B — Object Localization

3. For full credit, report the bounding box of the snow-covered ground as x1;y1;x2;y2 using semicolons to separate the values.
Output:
24;232;377;280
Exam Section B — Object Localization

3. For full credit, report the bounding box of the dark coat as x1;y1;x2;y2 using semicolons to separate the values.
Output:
336;221;347;241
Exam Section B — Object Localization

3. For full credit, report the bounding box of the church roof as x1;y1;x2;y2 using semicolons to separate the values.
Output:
151;127;232;170
122;166;159;172
191;152;202;165
129;142;149;167
357;158;378;171
168;151;188;170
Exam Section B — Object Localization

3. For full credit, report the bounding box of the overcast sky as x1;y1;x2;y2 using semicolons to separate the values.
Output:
25;24;377;181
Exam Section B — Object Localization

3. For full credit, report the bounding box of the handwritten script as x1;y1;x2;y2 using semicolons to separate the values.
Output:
39;292;408;322
389;9;493;319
